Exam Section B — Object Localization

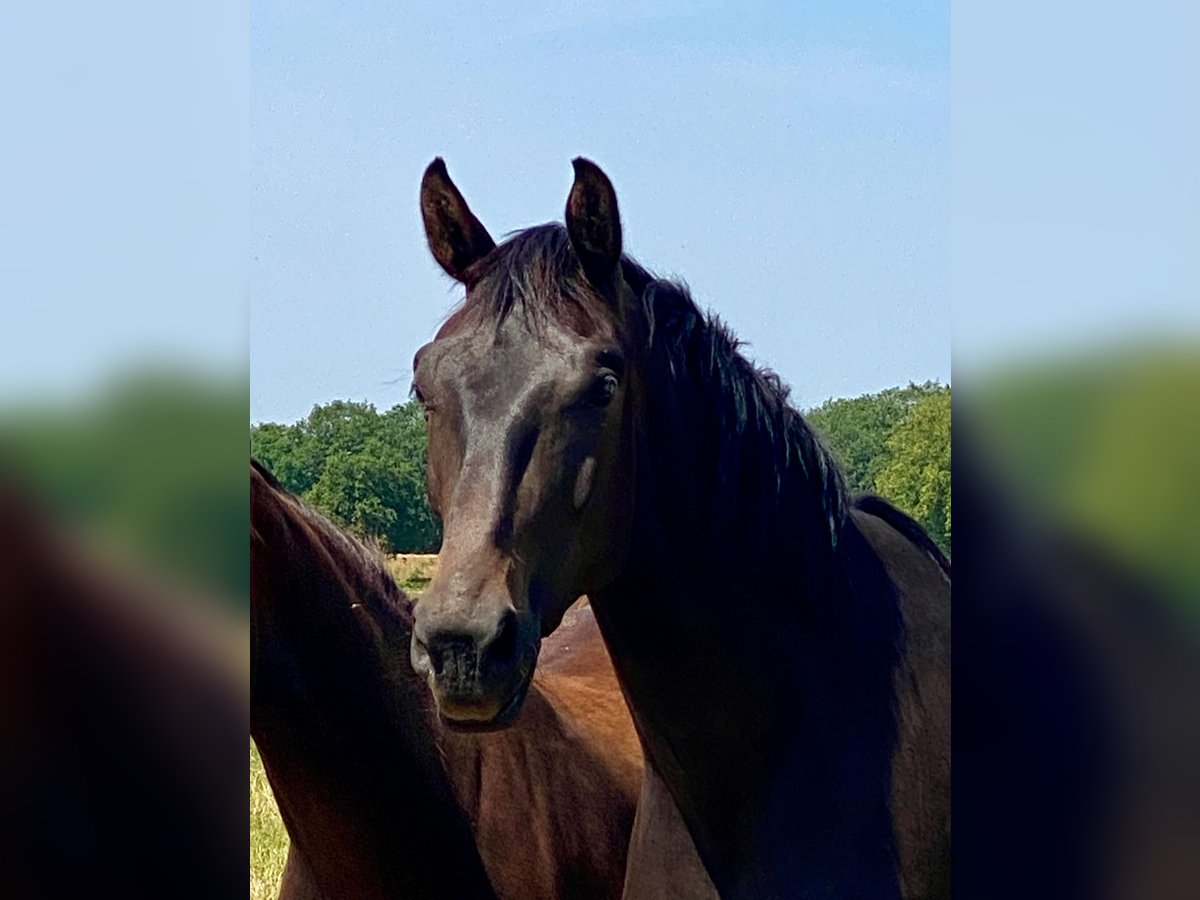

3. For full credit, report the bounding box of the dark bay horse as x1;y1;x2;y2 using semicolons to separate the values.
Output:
251;459;645;899
409;159;951;898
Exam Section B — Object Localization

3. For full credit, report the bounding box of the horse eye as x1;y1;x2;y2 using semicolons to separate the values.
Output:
592;372;619;406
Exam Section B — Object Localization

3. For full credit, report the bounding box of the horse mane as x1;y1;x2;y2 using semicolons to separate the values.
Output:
250;457;412;622
626;262;848;553
853;493;951;577
454;224;848;555
251;455;284;491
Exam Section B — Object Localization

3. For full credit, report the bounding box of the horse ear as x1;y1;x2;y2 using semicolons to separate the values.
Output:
565;158;622;286
420;158;496;282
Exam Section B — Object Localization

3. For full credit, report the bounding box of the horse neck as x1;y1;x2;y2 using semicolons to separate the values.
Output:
590;319;904;894
433;616;644;900
250;488;494;899
597;331;854;750
250;493;419;739
616;314;847;622
640;311;842;583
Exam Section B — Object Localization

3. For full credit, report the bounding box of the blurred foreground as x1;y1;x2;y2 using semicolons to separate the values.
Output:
956;341;1200;899
0;368;249;897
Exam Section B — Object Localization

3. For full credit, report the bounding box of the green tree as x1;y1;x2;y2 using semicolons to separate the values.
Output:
250;399;441;553
0;369;250;607
874;388;951;553
808;381;943;494
378;402;441;551
975;347;1200;612
249;422;310;494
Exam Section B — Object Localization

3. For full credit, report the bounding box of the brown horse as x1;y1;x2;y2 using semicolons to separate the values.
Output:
251;459;644;899
409;159;951;898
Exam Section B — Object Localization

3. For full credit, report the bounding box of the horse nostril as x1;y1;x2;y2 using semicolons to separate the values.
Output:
425;632;479;683
419;611;519;688
484;610;519;672
419;637;445;677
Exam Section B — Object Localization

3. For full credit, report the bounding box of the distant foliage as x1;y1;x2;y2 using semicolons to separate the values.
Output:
807;382;945;496
808;381;951;554
251;400;441;553
973;349;1199;612
874;389;952;551
0;370;249;606
252;385;953;556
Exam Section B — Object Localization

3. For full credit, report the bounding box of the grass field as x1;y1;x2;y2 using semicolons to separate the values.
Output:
249;554;438;897
250;741;289;900
387;553;438;595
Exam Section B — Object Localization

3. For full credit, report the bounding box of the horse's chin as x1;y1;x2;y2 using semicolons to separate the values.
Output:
433;655;537;733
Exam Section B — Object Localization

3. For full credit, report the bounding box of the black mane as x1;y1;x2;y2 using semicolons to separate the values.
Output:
627;263;848;555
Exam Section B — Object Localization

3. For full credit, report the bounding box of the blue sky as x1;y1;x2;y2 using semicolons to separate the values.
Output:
952;2;1200;373
1;3;247;407
3;3;1193;419
250;1;949;423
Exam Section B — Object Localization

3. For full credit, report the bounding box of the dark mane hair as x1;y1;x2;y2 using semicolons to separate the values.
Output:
459;223;610;338
251;457;412;622
628;264;848;556
455;224;848;557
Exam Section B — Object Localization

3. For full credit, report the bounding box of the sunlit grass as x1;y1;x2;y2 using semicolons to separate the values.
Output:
387;553;438;596
250;741;289;900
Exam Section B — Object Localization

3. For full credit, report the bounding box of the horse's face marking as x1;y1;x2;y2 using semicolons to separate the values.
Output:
411;159;638;727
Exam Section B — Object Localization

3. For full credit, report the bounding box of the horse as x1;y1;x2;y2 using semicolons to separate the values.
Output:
251;459;646;899
407;158;951;898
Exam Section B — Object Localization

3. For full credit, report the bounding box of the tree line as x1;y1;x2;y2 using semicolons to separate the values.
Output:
807;380;951;553
251;400;441;553
251;381;951;556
